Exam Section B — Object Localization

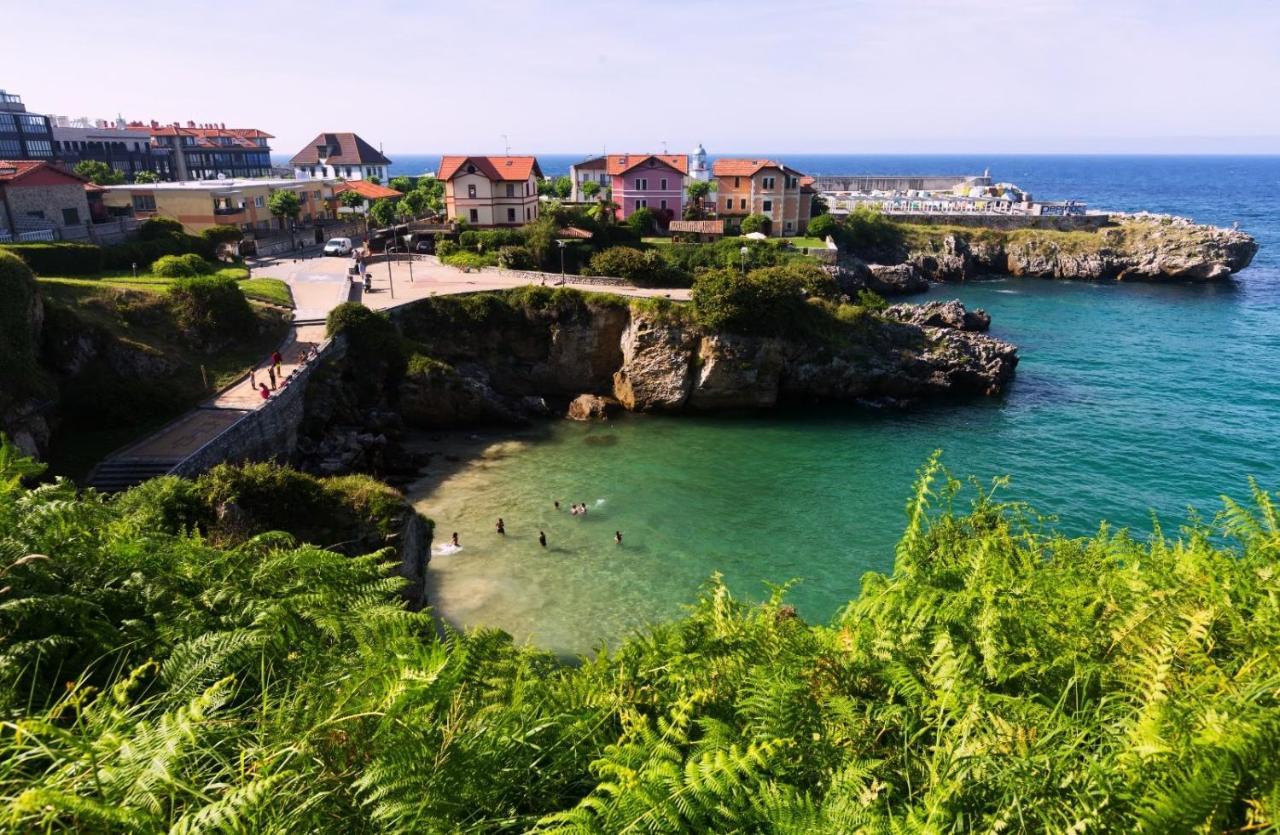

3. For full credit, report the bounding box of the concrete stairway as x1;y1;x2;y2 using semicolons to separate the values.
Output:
85;456;182;493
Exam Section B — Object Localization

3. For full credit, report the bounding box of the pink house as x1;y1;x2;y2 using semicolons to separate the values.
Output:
607;154;687;223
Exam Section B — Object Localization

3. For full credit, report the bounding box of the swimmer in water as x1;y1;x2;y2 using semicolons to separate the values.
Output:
496;518;505;535
554;500;561;511
579;502;587;516
538;531;547;548
451;532;459;548
615;530;623;545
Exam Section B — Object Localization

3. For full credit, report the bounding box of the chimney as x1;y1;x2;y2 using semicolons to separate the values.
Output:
187;120;195;128
220;122;225;129
151;120;159;129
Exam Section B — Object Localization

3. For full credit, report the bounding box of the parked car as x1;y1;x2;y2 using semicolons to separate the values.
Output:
323;237;353;256
414;240;434;254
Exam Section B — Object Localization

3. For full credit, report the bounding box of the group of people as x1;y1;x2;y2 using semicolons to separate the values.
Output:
446;501;623;554
252;345;320;401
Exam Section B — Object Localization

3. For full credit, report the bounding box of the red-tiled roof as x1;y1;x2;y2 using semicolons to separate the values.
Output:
557;226;593;239
290;133;391;166
333;180;403;200
127;122;272;149
437;155;542;182
712;158;785;177
606;154;688;176
668;219;725;234
0;160;88;185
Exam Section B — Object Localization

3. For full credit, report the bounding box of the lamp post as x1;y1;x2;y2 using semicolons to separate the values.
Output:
403;233;415;283
385;244;395;299
556;239;567;285
739;245;749;276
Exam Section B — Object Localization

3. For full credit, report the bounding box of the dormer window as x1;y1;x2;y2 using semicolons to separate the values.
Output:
466;163;476;174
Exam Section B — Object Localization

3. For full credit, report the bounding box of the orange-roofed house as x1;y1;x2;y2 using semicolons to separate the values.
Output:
438;155;541;227
713;158;812;237
607;154;687;223
0;160;92;241
129;120;273;181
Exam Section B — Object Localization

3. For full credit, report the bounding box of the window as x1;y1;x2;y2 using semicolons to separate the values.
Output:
660;199;668;210
469;208;479;223
785;221;794;232
0;139;19;156
133;195;157;212
634;178;647;190
466;163;476;174
467;184;477;198
762;200;772;212
25;140;52;157
507;207;516;223
762;176;775;189
660;178;667;190
59;207;80;226
734;177;740;188
740;198;747;209
254;196;265;208
725;198;732;209
506;183;515;197
19;114;47;133
344;167;353;177
785;176;798;188
526;207;532;220
26;210;45;219
0;113;14;130
636;199;647;209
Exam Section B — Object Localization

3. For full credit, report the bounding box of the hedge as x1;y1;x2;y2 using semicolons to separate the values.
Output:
0;242;103;276
1;232;216;276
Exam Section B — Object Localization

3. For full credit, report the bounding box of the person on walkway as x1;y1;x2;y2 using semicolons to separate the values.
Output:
249;369;257;389
258;383;270;400
267;366;277;390
538;531;547;548
271;351;283;375
615;531;623;545
496;518;505;535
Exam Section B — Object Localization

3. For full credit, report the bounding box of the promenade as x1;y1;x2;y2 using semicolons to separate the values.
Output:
86;252;686;490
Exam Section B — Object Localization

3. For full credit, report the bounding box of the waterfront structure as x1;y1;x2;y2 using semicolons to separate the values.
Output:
712;158;811;236
101;178;336;234
289;133;391;182
0;160;92;241
437;155;541;227
51;116;172;180
569;155;608;202
0;90;55;162
128;121;273;181
607;154;687;221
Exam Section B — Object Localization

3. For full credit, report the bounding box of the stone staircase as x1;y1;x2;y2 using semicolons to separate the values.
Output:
85;456;182;493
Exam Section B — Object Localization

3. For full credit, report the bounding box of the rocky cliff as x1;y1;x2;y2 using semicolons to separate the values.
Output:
900;216;1257;283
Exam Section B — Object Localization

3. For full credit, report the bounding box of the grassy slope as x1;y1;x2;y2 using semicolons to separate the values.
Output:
37;277;288;478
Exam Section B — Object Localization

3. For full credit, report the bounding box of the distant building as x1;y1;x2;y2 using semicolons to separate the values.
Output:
331;180;403;215
100;177;336;234
713;158;811;236
51;116;172;180
437;155;541;227
607;154;687;222
0;90;55;162
689;143;711;183
569;155;608;202
289;133;391;182
0;160;91;241
129;120;273;181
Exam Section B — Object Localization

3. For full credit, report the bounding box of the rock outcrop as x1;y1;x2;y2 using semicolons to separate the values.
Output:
828;257;929;297
884;300;991;332
566;393;620;420
904;216;1257;283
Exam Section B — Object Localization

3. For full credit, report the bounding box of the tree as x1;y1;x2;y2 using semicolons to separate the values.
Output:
416;179;444;215
389;176;414;193
368;198;396;229
687;180;711;205
395;199;415;222
73;160;124;185
553;176;573;200
537;178;556;197
338;190;365;213
267;190;301;230
402;189;429;217
805;213;840;243
810;193;829;217
367;175;381;185
133;170;161;184
739;213;770;235
581;180;601;200
627;207;655;237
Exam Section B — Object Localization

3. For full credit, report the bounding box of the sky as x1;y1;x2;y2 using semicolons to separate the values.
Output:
7;0;1280;156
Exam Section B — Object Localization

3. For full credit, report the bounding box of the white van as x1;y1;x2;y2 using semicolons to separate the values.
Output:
323;237;353;256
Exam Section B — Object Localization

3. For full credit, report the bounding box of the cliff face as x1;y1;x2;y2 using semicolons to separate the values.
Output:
902;217;1257;283
389;295;1017;426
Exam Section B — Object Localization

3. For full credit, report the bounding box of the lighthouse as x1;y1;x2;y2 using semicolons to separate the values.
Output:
689;142;710;182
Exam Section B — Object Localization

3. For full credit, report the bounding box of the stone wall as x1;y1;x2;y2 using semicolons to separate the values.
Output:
887;213;1113;232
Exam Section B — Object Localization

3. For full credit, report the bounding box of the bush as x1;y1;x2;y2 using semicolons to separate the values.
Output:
167;276;256;348
805;213;839;242
152;253;214;278
326;302;401;360
690;267;812;336
460;229;521;252
137;216;185;240
588;246;686;287
496;245;533;269
627;207;655;237
441;251;496;270
200;225;243;246
101;233;215;271
0;242;103;276
739;213;771;235
0;251;47;406
434;239;458;258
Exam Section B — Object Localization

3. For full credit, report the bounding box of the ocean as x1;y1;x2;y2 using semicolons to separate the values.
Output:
398;154;1280;656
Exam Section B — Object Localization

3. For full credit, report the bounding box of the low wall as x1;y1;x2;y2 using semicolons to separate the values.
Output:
169;336;346;478
884;213;1113;232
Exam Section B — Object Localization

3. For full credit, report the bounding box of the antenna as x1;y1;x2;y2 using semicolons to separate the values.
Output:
661;140;668;154
501;134;510;155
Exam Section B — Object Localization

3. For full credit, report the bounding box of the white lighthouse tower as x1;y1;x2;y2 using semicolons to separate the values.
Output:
689;142;710;182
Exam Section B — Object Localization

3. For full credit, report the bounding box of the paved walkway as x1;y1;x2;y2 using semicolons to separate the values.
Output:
92;253;686;481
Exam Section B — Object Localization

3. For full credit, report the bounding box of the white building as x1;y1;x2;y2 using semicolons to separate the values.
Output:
290;132;391;182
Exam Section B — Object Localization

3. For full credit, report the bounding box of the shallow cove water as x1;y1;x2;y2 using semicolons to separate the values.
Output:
410;156;1280;656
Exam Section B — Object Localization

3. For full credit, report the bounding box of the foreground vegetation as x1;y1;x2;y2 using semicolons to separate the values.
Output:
2;439;1278;832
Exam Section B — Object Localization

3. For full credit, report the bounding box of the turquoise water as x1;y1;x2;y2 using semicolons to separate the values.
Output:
410;156;1280;655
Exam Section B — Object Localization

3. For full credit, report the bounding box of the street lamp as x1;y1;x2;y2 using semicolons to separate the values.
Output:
556;239;567;285
740;245;750;276
403;233;415;283
385;244;395;299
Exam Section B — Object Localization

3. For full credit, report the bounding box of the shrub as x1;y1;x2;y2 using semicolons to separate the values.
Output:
435;239;458;258
326;302;401;359
805;213;839;242
856;288;888;311
842;205;904;257
739;213;771;235
0;251;47;406
152;253;213;278
588;246;686;287
691;267;812;336
167;276;256;348
101;233;215;271
627;207;655;237
441;251;496;270
496;245;533;269
0;242;103;276
200;225;243;246
137;216;185;240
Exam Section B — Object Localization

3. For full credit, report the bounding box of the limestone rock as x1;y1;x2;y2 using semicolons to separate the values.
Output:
612;313;696;410
566;393;620;420
687;334;785;410
884;300;991;332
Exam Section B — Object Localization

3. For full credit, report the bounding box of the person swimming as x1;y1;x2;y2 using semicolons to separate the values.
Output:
554;500;561;511
538;531;547;548
496;518;505;535
579;502;588;516
615;531;623;545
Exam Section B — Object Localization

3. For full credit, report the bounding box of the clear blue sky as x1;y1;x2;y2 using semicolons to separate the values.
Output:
9;0;1280;156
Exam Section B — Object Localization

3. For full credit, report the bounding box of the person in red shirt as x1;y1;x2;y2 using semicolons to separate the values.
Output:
258;383;270;400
